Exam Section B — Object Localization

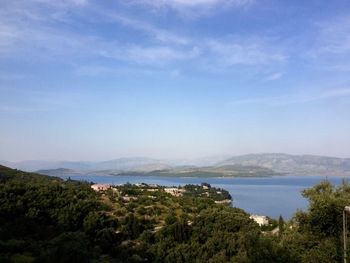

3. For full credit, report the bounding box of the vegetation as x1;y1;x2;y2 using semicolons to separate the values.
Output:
280;180;350;262
1;164;350;262
182;183;231;201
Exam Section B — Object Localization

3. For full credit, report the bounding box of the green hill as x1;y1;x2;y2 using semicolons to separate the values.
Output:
1;164;350;262
0;165;282;262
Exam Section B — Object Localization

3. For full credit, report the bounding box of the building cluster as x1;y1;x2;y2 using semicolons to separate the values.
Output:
91;183;187;197
90;183;231;206
164;187;186;197
214;199;231;205
249;215;269;226
91;184;111;192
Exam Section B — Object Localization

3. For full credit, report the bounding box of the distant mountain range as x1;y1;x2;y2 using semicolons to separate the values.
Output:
1;153;350;177
35;164;276;178
0;157;167;172
217;153;350;176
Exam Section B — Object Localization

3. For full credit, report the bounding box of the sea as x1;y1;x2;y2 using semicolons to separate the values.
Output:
58;174;350;219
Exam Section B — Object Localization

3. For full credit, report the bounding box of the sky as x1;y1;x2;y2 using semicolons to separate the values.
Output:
1;0;350;161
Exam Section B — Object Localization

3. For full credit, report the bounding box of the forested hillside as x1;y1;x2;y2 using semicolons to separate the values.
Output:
0;165;349;262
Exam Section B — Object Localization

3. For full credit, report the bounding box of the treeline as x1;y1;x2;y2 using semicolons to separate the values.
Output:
0;164;349;262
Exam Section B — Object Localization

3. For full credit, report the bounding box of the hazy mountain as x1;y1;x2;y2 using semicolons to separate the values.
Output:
217;153;350;175
36;168;84;176
1;157;169;172
166;155;231;167
129;163;173;172
1;160;93;172
3;153;350;177
150;165;277;177
91;157;167;171
36;164;277;178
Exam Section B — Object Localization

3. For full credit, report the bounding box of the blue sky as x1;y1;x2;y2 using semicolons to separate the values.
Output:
1;0;350;161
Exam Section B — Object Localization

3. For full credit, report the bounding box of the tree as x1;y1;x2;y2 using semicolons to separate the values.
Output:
278;215;285;236
40;232;90;263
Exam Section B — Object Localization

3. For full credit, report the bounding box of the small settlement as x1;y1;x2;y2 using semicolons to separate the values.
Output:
90;182;232;204
90;183;272;230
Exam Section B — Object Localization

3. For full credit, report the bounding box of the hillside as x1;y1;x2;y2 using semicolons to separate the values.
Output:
2;165;350;262
0;164;284;262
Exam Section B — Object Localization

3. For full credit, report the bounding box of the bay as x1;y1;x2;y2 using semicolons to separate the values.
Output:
58;174;350;219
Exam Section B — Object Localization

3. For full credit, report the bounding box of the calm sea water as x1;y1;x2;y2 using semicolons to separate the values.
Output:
59;174;349;219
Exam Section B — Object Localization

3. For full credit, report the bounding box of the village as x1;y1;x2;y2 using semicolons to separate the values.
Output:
91;182;271;227
91;182;232;203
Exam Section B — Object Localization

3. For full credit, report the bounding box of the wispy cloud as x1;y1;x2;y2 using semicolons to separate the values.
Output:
124;45;199;65
31;0;89;8
131;0;254;17
0;105;57;113
326;64;350;72
0;13;193;66
0;0;286;74
139;0;252;8
0;73;27;80
74;64;157;77
0;88;82;113
104;12;189;45
0;23;21;55
264;72;284;81
103;9;285;67
230;88;350;107
206;38;287;66
170;69;181;78
312;16;350;55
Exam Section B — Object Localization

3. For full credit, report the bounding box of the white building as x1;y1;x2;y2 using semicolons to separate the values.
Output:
91;184;110;192
250;215;269;226
214;199;231;205
164;187;185;197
